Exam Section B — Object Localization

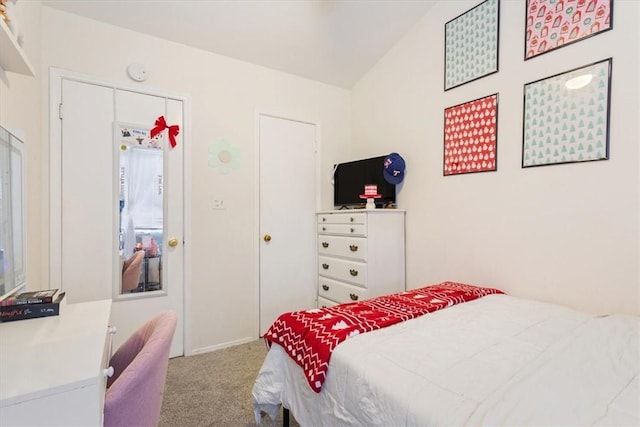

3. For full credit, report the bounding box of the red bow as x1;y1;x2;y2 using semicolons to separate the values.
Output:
150;116;180;148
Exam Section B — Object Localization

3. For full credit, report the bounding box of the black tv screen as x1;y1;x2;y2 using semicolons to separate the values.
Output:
333;155;396;208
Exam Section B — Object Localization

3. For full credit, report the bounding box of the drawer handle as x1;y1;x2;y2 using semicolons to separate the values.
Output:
322;227;326;231
350;293;359;301
107;325;117;360
322;242;329;248
350;217;354;222
322;217;326;222
350;228;354;233
322;284;329;291
322;263;329;270
349;244;358;252
349;269;358;276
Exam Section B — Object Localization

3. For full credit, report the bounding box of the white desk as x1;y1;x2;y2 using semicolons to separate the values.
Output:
0;299;112;426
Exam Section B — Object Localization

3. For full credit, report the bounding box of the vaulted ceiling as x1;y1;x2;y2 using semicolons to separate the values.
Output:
42;0;437;88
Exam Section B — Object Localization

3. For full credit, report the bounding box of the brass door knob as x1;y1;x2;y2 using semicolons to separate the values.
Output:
264;234;272;242
168;238;179;247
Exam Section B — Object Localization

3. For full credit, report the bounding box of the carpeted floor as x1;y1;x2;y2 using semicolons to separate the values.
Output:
159;339;299;427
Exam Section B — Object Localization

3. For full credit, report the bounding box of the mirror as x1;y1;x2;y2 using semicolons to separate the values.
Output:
117;125;164;294
0;125;26;300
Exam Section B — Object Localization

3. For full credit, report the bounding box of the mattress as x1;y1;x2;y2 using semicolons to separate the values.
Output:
252;293;640;426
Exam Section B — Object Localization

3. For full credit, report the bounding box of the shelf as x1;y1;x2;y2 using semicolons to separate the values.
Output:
0;18;34;76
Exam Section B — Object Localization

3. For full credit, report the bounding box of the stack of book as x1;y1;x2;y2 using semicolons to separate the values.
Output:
0;289;66;322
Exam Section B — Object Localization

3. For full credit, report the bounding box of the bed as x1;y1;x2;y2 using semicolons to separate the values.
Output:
252;282;640;426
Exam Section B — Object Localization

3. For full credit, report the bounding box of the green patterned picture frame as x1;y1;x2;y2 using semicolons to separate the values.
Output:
522;58;612;168
444;0;500;91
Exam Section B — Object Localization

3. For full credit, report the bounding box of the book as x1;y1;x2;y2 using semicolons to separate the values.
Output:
0;292;65;322
0;289;59;306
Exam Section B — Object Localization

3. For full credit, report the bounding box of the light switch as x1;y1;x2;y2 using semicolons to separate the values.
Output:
212;199;225;210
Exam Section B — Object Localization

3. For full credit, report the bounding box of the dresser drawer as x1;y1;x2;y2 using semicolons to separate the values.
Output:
317;213;366;225
317;296;339;309
317;223;366;236
318;235;367;261
315;210;405;314
318;256;367;286
318;276;369;304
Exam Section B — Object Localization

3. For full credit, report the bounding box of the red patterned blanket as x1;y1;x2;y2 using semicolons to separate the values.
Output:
264;281;504;392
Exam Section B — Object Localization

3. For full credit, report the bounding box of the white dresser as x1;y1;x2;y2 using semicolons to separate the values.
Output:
0;299;113;426
316;210;405;307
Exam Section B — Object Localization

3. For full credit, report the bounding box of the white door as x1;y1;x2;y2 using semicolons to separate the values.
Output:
50;71;186;357
258;114;317;334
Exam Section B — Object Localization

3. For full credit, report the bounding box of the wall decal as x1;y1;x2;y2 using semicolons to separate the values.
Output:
208;139;240;174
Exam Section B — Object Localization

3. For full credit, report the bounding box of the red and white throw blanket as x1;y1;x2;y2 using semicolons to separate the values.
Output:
264;282;503;392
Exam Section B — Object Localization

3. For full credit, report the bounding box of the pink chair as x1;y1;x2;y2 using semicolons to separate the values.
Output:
104;311;178;427
121;250;145;293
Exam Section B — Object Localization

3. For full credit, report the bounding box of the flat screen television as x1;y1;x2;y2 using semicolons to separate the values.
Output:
333;155;396;209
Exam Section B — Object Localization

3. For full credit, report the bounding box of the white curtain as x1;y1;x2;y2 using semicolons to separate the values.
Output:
120;147;163;256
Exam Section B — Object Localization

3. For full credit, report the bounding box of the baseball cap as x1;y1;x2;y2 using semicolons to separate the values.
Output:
383;152;405;184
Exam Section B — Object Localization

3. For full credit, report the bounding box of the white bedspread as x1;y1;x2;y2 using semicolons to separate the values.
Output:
252;294;640;426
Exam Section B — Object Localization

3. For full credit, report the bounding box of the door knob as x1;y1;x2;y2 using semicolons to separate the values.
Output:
264;234;272;242
168;238;179;247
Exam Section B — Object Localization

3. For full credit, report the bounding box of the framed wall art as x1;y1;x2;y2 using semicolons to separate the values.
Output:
525;0;613;60
444;0;500;91
522;58;612;168
443;93;498;176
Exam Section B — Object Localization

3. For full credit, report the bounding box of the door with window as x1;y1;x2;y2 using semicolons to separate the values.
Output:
50;70;185;357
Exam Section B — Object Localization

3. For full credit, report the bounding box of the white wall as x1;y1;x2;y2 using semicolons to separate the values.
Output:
352;0;639;315
0;1;44;293
3;0;638;358
35;6;351;352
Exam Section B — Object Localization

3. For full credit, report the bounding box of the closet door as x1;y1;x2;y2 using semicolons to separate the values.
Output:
258;114;317;333
58;79;114;302
51;71;185;357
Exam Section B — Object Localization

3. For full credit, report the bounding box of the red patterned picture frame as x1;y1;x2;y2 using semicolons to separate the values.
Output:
525;0;613;60
443;93;498;176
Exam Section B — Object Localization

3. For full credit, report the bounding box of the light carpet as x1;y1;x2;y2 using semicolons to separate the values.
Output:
160;339;299;427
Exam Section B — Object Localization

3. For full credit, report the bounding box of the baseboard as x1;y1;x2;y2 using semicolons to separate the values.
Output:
190;336;259;356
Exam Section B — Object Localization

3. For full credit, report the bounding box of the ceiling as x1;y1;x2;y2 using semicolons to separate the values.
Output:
41;0;437;88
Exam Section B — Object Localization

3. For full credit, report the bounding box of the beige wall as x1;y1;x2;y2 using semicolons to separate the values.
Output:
2;0;638;357
7;4;352;353
352;0;639;315
0;0;44;293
